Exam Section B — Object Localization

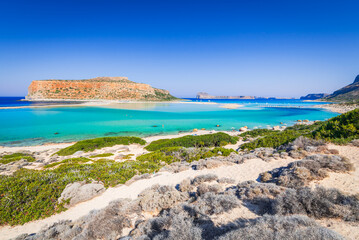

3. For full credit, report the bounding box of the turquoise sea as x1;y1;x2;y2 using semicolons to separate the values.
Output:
0;97;338;146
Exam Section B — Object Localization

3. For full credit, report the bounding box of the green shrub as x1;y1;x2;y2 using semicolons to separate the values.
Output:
0;158;160;225
43;157;92;169
56;136;146;156
0;153;35;164
240;109;359;150
312;109;359;144
137;147;235;164
239;129;278;138
240;129;303;150
145;133;238;151
90;153;114;158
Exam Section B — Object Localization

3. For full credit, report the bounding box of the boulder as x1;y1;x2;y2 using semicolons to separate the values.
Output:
58;181;105;207
272;126;280;130
72;151;85;156
239;127;247;132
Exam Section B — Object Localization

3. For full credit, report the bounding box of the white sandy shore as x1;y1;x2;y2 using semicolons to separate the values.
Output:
0;130;231;153
0;99;224;110
0;157;296;240
312;104;358;114
219;103;244;109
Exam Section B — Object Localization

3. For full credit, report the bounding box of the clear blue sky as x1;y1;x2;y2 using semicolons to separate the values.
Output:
0;0;358;98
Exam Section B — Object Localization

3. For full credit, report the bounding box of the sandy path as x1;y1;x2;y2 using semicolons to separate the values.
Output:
0;157;295;240
0;143;74;153
310;144;359;240
310;144;359;195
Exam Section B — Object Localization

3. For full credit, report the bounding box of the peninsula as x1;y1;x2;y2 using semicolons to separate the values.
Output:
25;77;177;101
196;92;294;100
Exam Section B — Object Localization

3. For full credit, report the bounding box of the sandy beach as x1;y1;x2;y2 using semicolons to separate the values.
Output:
313;103;359;113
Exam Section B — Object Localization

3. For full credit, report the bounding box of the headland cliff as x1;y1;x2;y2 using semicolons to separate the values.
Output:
26;77;176;101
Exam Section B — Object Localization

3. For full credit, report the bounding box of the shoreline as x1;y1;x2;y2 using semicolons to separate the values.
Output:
312;103;359;114
0;99;226;110
0;129;235;152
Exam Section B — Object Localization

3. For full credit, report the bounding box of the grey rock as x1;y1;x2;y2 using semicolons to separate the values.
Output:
350;139;359;147
58;181;105;207
72;151;85;157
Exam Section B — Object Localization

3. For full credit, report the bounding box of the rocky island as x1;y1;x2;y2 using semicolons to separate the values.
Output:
26;77;177;101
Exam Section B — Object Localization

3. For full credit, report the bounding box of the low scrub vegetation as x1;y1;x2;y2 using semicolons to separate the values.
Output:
137;147;235;165
240;128;279;139
16;176;348;240
240;109;359;150
43;157;92;169
240;124;319;150
138;184;189;212
217;215;344;240
0;158;160;225
273;187;359;221
312;108;359;144
90;153;114;158
260;154;354;188
56;136;146;156
145;132;238;151
0;153;35;164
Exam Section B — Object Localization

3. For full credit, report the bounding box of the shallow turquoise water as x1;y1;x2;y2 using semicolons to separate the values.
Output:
0;99;338;146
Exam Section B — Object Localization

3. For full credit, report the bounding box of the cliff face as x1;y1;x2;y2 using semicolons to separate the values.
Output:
300;93;329;100
26;77;176;101
324;75;359;102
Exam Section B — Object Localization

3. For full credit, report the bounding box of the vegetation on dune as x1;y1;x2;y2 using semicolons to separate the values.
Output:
56;136;146;156
90;153;114;158
241;109;359;150
312;108;359;144
0;133;239;226
273;187;359;221
239;128;279;139
137;147;235;165
0;153;35;164
145;132;238;151
0;158;160;225
43;157;93;169
240;126;317;151
260;154;354;188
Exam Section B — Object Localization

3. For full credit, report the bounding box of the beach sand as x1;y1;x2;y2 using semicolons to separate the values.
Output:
313;103;358;114
219;103;243;109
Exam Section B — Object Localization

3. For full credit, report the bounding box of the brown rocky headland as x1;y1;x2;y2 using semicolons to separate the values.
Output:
26;77;177;101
